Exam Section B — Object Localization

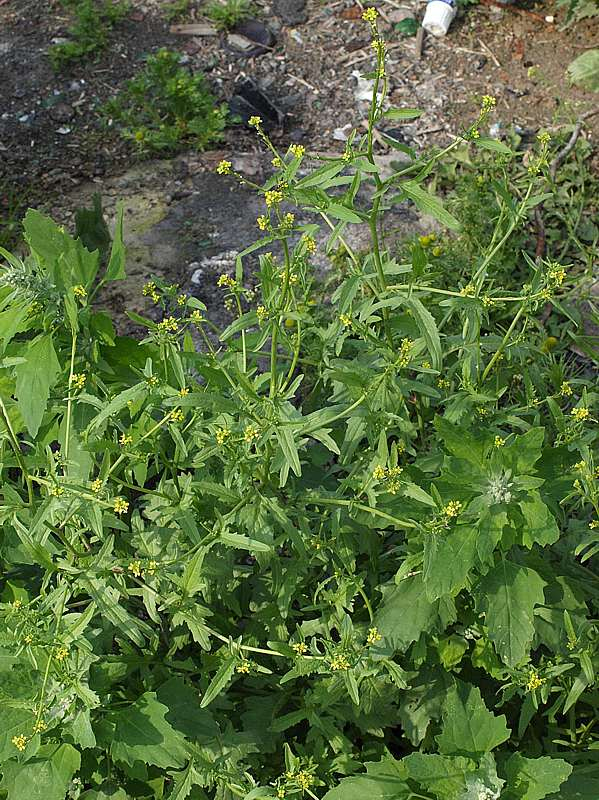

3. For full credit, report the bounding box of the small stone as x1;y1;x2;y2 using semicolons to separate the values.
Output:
56;126;71;135
50;102;74;122
273;0;307;26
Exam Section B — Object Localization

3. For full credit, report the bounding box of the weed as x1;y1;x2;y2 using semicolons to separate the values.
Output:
50;0;130;70
103;48;227;152
205;0;254;30
163;0;193;22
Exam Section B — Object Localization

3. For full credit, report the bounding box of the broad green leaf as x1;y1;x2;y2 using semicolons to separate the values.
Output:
14;334;61;437
104;205;126;282
476;508;508;565
326;203;363;224
376;574;439;651
476;560;546;667
403;753;472;800
474;137;513;155
423;525;477;601
546;765;599;800
504;754;573;800
567;49;599;91
398;181;461;231
436;681;510;756
156;678;219;741
111;692;188;769
1;743;81;800
276;426;302;478
383;107;423;121
435;416;485;467
0;707;35;761
322;755;411;800
519;492;560;548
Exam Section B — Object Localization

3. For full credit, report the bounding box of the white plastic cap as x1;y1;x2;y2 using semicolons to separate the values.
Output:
422;0;456;37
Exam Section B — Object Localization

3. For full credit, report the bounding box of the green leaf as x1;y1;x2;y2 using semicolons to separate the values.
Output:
474;137;513;155
200;657;236;708
0;707;35;761
219;532;273;553
322;755;411;800
504;754;573;800
383;107;423;120
376;574;440;652
14;334;61;437
518;492;560;548
1;743;81;800
104;204;126;282
436;681;510;756
423;526;477;601
567;49;599;91
111;692;188;769
476;560;546;667
326;203;363;224
398;181;461;231
405;296;443;371
276;426;302;479
404;753;472;800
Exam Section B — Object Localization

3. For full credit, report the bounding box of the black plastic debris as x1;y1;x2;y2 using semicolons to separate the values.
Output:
225;19;276;58
229;78;283;130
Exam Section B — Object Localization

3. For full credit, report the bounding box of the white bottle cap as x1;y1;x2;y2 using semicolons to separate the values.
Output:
422;0;456;37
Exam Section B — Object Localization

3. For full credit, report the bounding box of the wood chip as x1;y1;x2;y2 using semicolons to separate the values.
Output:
170;23;218;36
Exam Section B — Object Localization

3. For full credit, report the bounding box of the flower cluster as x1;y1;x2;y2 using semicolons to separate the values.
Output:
373;464;403;494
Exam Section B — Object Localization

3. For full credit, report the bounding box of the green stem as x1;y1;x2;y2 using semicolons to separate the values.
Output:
0;394;34;505
481;304;525;383
306;496;417;529
63;332;77;466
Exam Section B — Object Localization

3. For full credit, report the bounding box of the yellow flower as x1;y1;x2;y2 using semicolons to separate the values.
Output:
329;654;351;671
437;378;451;390
373;465;386;480
12;734;27;752
217;274;236;288
170;408;185;423
119;433;133;447
32;720;46;734
12;599;22;609
157;316;179;334
367;626;382;645
73;284;87;299
590;520;599;530
482;296;495;308
460;283;476;298
265;189;283;208
143;281;157;297
339;313;352;328
244;424;259;444
537;131;551;146
257;215;269;231
526;670;545;692
481;94;496;111
494;436;506;448
422;360;431;370
23;634;33;644
216;160;232;175
146;560;158;575
442;500;462;518
55;646;68;661
179;387;190;396
431;245;442;257
128;560;142;578
289;144;305;158
398;338;414;368
282;212;295;228
72;373;86;390
362;6;378;23
248;115;262;127
215;427;230;446
292;642;308;655
302;235;317;254
573;460;586;471
113;497;129;515
548;263;566;287
296;772;314;790
236;660;251;674
571;407;590;423
560;381;573;397
256;305;268;324
190;309;204;325
50;485;64;497
177;294;187;307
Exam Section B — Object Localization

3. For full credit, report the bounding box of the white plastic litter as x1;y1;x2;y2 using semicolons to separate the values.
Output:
422;0;456;38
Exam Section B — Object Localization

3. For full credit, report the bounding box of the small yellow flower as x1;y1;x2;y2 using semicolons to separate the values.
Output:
362;6;378;23
373;465;386;480
367;626;382;645
72;373;86;390
113;497;129;515
573;460;586;471
23;634;33;644
12;599;22;609
12;734;28;752
339;313;352;328
177;294;187;307
421;360;431;370
244;424;259;444
119;433;133;447
73;284;87;299
128;560;142;578
32;720;46;734
431;245;442;257
190;309;204;325
590;520;599;530
560;382;573;397
296;772;314;790
470;128;480;139
282;212;295;228
494;436;506;448
217;274;236;289
548;263;566;287
179;387;190;397
537;131;551;146
256;305;268;324
437;378;451;390
292;642;308;655
398;338;414;368
50;485;64;497
170;408;185;423
146;560;158;576
248;115;262;127
215;427;230;446
289;144;305;158
257;215;269;231
302;235;317;254
55;646;69;661
265;189;283;208
481;94;496;111
571;407;590;423
157;316;179;334
442;500;463;518
143;281;157;297
236;660;251;674
216;160;232;175
526;670;545;692
329;654;351;671
460;283;476;298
